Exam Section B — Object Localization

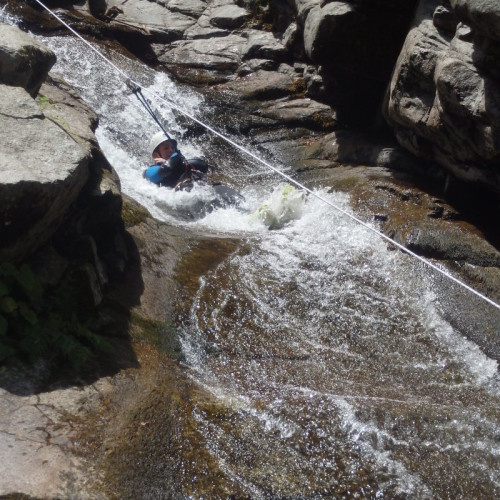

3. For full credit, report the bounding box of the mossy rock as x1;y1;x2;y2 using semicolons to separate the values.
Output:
129;311;183;360
121;195;151;228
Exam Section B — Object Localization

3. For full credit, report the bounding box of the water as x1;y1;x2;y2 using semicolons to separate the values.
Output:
25;32;500;497
180;192;500;497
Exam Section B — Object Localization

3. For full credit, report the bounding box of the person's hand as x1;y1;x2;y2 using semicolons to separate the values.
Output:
153;156;166;165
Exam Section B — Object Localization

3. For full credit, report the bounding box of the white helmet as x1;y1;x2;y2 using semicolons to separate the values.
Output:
149;131;177;156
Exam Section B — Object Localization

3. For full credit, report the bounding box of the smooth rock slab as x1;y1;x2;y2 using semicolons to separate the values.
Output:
105;0;196;41
159;34;247;70
217;70;297;100
0;366;114;499
255;98;337;130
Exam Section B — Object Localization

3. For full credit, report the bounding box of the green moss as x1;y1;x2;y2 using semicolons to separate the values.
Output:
129;311;182;360
311;111;336;130
290;78;306;97
0;263;110;371
121;199;150;228
36;95;55;108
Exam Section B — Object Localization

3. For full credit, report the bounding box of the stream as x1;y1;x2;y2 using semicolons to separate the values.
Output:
30;34;500;497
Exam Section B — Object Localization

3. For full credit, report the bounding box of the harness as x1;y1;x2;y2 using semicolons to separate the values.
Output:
174;162;207;191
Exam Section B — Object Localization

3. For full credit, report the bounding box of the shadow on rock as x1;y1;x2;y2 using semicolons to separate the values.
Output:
0;158;144;396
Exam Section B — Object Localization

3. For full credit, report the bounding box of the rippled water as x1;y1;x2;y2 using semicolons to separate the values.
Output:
31;33;500;497
181;192;500;497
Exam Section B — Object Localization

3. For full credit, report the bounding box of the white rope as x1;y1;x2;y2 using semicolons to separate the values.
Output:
32;0;500;312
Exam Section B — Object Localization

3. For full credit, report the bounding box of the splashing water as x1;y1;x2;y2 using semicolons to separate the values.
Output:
251;183;306;230
24;31;500;497
181;191;500;496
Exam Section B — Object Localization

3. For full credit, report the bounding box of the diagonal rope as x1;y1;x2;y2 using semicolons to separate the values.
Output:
31;0;500;312
131;86;173;141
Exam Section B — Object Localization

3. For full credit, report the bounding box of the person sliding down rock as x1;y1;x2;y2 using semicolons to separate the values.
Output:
143;132;214;190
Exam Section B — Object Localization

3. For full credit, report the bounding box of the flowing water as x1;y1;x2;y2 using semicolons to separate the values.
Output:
16;29;500;497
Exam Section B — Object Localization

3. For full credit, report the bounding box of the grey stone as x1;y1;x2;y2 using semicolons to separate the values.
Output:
383;0;500;193
105;0;196;41
243;30;286;61
159;34;247;70
433;4;459;33
282;22;299;50
209;4;249;29
398;221;500;267
451;0;500;41
183;9;230;39
38;76;99;154
278;63;298;76
184;24;230;39
303;2;355;61
167;0;207;17
216;69;296;100
0;370;114;498
0;23;56;97
255;98;336;129
295;0;322;23
0;85;89;262
237;58;278;76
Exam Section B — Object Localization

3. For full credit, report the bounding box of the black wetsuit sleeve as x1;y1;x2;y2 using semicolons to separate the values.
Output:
159;153;187;188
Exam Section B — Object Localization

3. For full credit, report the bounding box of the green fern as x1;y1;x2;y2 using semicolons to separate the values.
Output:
0;263;111;371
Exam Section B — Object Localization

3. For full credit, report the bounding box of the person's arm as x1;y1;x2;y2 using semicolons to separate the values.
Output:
161;152;185;175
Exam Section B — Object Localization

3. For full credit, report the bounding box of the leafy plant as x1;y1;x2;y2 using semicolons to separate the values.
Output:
0;262;110;371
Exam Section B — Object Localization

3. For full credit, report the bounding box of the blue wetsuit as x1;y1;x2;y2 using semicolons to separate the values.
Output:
143;164;164;185
143;152;186;188
144;154;212;188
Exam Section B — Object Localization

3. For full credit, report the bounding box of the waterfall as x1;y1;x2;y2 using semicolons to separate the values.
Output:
27;33;500;497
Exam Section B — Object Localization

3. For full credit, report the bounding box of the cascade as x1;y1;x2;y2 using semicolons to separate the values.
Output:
15;30;500;497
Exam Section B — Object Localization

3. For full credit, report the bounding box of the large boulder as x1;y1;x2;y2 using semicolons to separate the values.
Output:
383;0;500;194
0;22;56;97
103;0;197;42
255;97;337;130
303;2;355;62
158;33;247;70
243;30;287;61
216;69;297;100
0;84;89;262
295;0;321;23
156;33;248;82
